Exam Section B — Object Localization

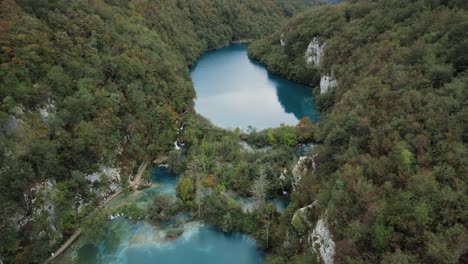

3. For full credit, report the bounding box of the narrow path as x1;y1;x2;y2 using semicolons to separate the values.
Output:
131;158;150;187
44;158;150;264
43;230;82;264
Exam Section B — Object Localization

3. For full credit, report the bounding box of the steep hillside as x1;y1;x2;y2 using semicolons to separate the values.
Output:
250;0;467;263
0;0;325;262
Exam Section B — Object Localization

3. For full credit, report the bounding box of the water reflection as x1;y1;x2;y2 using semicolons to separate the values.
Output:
269;70;319;122
191;44;319;129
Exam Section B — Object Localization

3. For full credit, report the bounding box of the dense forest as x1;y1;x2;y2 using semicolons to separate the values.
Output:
250;0;468;263
0;0;326;262
1;0;467;263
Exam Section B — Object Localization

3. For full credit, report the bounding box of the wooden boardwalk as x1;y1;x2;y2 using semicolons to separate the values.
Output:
44;158;150;263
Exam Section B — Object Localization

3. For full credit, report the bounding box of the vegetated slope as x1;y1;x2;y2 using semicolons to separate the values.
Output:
250;0;468;262
0;0;326;262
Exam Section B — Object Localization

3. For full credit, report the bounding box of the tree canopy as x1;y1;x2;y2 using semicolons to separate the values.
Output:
249;0;468;262
0;0;324;262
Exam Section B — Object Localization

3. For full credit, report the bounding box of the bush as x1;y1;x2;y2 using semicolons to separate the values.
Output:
176;177;195;201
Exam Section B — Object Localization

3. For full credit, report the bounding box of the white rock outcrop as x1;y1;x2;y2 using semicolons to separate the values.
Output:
305;37;324;66
320;74;337;94
292;155;317;190
86;166;121;194
87;166;120;183
310;216;335;264
30;179;57;217
291;202;336;264
279;169;287;182
280;33;286;46
39;102;55;119
17;179;60;236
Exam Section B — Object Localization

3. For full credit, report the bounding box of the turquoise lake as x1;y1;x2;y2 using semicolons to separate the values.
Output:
191;44;319;129
54;44;317;264
53;167;263;264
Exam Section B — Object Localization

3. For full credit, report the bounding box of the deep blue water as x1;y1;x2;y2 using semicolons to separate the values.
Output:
191;44;319;129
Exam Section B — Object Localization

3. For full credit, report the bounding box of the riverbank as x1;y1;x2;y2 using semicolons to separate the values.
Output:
45;159;150;263
190;44;319;129
50;166;265;264
48;43;319;264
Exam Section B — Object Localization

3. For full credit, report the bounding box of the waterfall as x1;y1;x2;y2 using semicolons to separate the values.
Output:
174;123;185;150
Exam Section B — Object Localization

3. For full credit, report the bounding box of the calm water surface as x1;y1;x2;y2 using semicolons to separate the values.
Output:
54;167;263;264
191;44;319;129
54;44;314;263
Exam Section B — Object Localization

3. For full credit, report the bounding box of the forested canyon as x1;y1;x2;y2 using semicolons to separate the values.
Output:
1;0;467;263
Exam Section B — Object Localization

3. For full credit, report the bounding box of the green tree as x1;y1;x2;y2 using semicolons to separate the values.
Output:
177;177;195;202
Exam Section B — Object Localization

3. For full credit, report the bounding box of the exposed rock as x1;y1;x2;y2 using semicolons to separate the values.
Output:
12;165;123;251
86;166;122;199
280;33;286;46
39;102;55;119
86;166;120;184
30;179;57;218
310;216;335;264
320;74;337;94
292;155;317;191
279;170;286;182
117;145;123;155
16;179;63;244
291;202;336;264
305;37;324;66
239;141;254;153
40;109;49;118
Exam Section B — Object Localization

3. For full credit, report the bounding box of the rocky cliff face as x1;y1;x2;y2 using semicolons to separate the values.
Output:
13;166;122;248
320;74;337;94
305;37;324;66
290;147;335;264
291;202;336;264
280;33;286;46
310;216;335;264
86;166;122;197
292;155;316;191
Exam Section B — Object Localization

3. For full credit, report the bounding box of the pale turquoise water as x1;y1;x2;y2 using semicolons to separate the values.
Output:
72;221;261;264
270;197;289;213
54;167;263;264
54;43;315;263
191;44;319;129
